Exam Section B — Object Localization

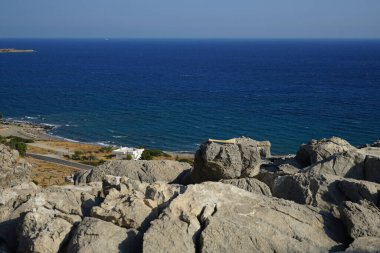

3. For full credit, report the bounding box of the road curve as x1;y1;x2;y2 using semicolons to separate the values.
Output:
27;153;94;171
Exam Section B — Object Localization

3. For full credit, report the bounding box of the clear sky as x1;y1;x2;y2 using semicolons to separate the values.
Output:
1;0;380;39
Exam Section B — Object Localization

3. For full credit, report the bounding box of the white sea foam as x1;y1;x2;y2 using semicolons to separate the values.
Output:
112;135;127;139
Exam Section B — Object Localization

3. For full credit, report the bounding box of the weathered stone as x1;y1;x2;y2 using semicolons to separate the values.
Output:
345;236;380;253
255;156;302;191
17;208;74;253
364;155;380;184
0;144;32;189
220;178;271;196
303;149;380;184
273;173;380;215
91;177;184;231
339;201;380;239
66;217;138;253
370;140;380;148
74;160;191;184
0;183;40;252
304;150;366;179
338;180;380;206
192;137;262;183
143;182;348;253
1;184;100;253
296;137;355;167
257;140;271;158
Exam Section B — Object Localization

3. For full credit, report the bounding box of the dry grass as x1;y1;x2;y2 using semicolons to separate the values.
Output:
44;140;102;153
27;145;55;155
28;157;80;187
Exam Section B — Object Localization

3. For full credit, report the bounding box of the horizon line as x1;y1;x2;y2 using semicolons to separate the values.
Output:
1;37;380;40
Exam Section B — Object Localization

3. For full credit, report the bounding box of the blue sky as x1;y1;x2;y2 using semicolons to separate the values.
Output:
1;0;379;38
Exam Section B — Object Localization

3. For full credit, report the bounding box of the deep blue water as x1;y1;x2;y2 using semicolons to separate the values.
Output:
1;39;380;154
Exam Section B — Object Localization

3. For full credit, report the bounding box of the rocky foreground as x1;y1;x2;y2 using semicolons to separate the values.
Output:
1;137;380;253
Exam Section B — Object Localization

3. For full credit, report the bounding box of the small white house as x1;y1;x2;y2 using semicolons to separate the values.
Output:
112;147;144;160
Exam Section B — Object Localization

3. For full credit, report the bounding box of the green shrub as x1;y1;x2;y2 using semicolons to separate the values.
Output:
126;154;133;160
8;141;27;156
71;153;81;160
177;158;194;166
141;150;152;160
81;160;106;166
98;146;114;153
141;149;170;160
8;136;34;143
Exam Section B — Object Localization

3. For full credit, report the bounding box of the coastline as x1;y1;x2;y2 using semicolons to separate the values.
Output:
0;48;35;53
0;118;195;158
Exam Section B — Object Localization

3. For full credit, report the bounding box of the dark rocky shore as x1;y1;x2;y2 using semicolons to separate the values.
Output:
1;136;380;253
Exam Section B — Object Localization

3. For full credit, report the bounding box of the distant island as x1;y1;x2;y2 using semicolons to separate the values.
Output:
0;48;35;53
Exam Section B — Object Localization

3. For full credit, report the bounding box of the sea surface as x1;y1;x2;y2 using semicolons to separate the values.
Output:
1;39;380;154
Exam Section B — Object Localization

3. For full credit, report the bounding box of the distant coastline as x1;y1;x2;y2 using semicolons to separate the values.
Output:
0;48;35;53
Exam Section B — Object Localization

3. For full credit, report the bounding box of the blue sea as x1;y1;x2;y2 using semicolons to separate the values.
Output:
1;39;380;154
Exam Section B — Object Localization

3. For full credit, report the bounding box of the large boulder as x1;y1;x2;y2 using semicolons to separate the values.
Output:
192;137;263;183
295;137;355;167
0;144;32;188
143;182;348;253
0;183;40;252
273;173;380;214
220;178;271;196
17;208;74;253
255;155;302;191
91;176;184;232
74;160;191;185
339;201;380;239
0;184;100;253
66;217;138;253
304;149;380;183
364;155;380;183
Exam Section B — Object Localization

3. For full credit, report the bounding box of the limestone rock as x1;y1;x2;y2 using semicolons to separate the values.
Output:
338;180;380;206
0;183;40;252
17;208;74;253
66;217;138;253
91;177;184;231
257;140;271;158
143;182;348;253
370;140;380;148
339;201;380;239
1;184;100;253
0;144;32;188
192;137;262;183
364;155;380;184
220;178;271;196
305;150;365;178
273;173;380;214
74;160;191;184
296;137;355;167
255;156;302;191
345;236;380;253
304;149;380;183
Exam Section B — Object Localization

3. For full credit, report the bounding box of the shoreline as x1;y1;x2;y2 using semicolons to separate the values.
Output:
0;118;195;158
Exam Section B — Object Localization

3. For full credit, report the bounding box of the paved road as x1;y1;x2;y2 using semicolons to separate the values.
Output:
27;153;94;170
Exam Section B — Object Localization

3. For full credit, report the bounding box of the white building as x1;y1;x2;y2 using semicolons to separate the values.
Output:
112;147;144;160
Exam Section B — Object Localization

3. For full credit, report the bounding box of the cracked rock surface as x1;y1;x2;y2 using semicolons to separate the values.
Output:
143;182;348;253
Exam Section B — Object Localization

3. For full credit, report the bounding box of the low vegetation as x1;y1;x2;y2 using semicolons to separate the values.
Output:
140;149;171;160
176;158;194;166
65;149;110;166
0;135;33;156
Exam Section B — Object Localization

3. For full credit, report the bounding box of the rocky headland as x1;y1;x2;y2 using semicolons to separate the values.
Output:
1;136;380;253
0;49;35;53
